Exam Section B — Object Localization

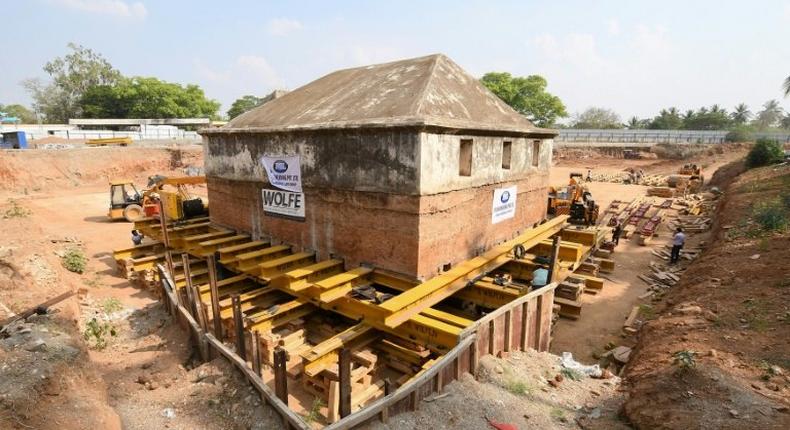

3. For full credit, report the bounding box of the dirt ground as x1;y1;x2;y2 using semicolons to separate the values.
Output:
0;147;281;430
549;144;748;362
2;143;783;430
623;163;790;429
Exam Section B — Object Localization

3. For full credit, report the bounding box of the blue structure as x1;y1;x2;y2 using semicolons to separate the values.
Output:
0;131;28;149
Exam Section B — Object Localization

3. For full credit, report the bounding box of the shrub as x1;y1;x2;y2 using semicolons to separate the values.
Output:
673;350;697;371
83;318;116;350
746;139;784;168
61;248;87;274
3;200;31;218
753;200;788;232
725;127;754;143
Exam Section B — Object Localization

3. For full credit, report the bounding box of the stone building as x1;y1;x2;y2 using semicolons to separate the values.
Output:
200;54;557;280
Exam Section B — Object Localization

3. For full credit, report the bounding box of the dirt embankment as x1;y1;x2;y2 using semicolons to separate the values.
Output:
0;146;203;194
623;163;790;429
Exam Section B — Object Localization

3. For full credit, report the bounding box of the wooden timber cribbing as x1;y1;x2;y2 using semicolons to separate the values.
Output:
325;283;558;429
156;263;558;429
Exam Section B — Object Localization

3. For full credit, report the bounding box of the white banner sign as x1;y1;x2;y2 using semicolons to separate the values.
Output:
262;189;305;219
491;186;517;224
261;155;302;192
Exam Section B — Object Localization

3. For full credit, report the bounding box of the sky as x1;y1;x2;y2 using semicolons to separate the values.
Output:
2;0;790;121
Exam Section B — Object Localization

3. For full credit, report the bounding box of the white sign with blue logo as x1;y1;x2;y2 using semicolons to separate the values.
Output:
261;155;305;220
261;155;302;192
491;185;517;224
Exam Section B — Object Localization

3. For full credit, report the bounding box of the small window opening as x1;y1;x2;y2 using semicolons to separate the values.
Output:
532;140;541;167
442;262;452;272
459;139;473;176
502;141;512;169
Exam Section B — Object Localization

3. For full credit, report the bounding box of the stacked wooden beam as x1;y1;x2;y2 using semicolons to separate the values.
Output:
646;187;675;198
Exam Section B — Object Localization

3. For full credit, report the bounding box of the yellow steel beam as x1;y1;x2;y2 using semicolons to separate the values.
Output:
269;259;345;292
379;216;568;328
258;252;316;280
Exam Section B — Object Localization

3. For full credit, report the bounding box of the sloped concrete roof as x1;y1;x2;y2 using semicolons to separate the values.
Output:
206;54;556;136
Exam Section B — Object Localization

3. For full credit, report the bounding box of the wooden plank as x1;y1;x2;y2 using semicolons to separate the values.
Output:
206;255;223;338
328;381;340;424
503;310;512;353
274;347;288;404
339;348;352;418
232;295;246;360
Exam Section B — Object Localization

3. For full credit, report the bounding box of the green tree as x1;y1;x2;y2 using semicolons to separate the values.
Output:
731;103;751;125
0;104;37;123
784;75;790;98
23;43;121;122
746;138;784;168
649;107;683;129
571;107;622;129
80;77;220;119
626;116;649;129
752;100;784;129
227;95;265;119
480;72;567;127
682;105;731;130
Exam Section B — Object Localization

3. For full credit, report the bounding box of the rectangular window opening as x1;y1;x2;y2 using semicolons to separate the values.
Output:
532;140;541;167
502;141;512;169
459;139;473;176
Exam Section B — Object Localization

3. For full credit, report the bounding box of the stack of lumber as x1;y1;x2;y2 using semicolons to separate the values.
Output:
674;193;715;216
259;318;312;374
647;187;675;198
638;261;683;292
555;280;584;301
129;269;160;293
304;346;378;398
669;215;711;233
377;337;431;376
640;174;668;187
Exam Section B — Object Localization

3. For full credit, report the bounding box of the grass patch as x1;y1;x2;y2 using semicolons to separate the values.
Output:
504;379;532;396
560;367;583;381
753;199;788;232
550;407;566;421
639;303;656;320
83;273;102;288
101;298;123;314
302;398;325;424
3;199;31;219
83;318;117;350
61;248;87;274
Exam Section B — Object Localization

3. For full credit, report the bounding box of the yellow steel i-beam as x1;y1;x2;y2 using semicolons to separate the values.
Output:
379;215;568;328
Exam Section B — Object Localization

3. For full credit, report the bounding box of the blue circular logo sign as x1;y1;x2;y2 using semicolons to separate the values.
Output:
273;160;288;173
500;191;510;203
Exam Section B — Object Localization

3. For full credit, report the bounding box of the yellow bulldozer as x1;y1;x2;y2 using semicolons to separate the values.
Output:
108;175;208;222
547;173;599;225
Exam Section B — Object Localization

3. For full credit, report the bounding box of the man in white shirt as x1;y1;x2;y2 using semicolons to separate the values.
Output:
670;227;686;264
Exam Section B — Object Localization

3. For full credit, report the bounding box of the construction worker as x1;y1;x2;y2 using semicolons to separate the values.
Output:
586;169;592;182
531;265;549;290
670;227;686;264
131;229;144;246
612;221;622;246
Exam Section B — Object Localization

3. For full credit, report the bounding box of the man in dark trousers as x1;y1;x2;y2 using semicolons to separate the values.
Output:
670;227;686;264
131;229;144;246
612;222;622;246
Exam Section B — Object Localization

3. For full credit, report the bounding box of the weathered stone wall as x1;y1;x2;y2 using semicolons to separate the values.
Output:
203;129;552;280
204;129;420;193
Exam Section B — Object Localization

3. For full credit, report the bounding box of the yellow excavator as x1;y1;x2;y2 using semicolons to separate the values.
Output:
108;175;208;222
547;173;599;225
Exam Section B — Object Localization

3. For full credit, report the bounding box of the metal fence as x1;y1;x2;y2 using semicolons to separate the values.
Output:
557;129;790;144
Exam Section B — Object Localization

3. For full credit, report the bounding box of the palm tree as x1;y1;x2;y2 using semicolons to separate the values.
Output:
784;75;790;98
754;99;784;129
731;103;751;124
